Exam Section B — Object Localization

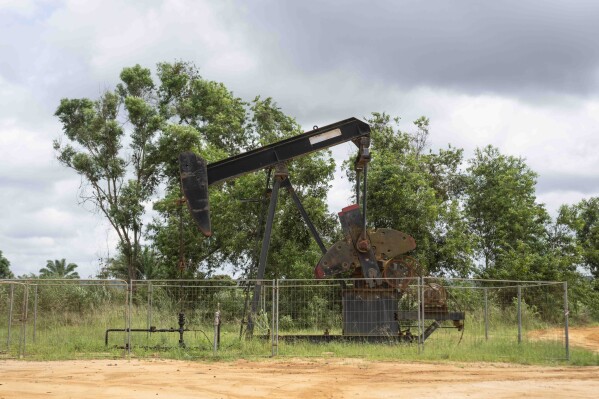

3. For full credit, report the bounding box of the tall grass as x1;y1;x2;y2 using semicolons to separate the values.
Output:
2;280;597;365
9;305;595;366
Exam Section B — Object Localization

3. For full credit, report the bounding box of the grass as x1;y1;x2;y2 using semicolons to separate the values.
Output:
1;304;597;366
4;318;596;366
273;331;598;366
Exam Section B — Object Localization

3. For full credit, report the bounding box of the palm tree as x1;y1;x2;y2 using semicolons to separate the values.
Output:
98;246;165;280
39;259;80;279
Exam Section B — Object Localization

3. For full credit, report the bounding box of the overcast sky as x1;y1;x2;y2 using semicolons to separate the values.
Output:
1;0;599;278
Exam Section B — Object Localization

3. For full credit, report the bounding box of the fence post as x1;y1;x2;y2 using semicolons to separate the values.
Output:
19;283;29;358
270;279;276;357
213;305;220;355
563;281;570;361
7;284;14;351
147;281;153;340
33;284;38;343
417;277;422;353
127;281;132;356
276;279;279;356
484;287;489;341
517;285;522;344
423;277;426;352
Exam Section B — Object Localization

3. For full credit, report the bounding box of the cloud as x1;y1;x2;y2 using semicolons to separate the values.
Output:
239;0;599;98
0;0;43;17
2;0;599;279
536;174;599;196
0;119;113;277
43;0;258;84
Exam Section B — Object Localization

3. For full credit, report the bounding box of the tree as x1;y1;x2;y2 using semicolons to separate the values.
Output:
54;64;162;284
55;60;335;282
465;145;550;279
97;245;166;280
39;259;80;279
55;61;262;283
558;197;599;278
0;250;14;279
359;113;473;277
148;96;337;279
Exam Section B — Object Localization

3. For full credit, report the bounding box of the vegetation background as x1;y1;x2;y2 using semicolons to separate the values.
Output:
1;61;598;323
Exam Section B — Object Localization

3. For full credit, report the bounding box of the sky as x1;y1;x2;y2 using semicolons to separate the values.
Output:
1;0;599;278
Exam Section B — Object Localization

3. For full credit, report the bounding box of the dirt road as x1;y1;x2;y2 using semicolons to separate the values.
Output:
1;326;598;399
529;326;599;353
1;358;598;399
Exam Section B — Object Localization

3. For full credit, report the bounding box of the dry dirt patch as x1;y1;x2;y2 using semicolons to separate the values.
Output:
1;358;598;399
2;326;599;399
528;326;599;353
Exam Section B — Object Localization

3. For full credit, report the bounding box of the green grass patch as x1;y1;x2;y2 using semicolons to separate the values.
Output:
2;305;597;366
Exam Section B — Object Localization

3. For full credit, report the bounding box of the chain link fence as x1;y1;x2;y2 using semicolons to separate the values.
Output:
271;278;568;361
0;281;28;358
0;278;569;361
1;279;128;359
419;278;568;361
127;279;276;357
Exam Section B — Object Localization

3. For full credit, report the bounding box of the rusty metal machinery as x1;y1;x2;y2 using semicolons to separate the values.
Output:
315;204;417;285
314;203;464;339
179;117;464;342
180;118;372;334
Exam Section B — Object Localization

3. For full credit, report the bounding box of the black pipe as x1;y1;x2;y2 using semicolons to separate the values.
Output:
105;327;189;346
105;312;190;347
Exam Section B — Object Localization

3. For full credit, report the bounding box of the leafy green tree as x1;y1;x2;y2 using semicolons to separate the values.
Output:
360;113;473;276
39;259;80;279
55;61;264;283
465;145;550;279
54;64;162;284
97;245;166;280
558;197;599;278
0;250;14;279
149;96;336;279
54;60;334;281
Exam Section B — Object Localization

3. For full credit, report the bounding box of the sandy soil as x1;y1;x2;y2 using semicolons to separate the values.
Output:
1;327;598;399
529;326;599;353
1;358;598;399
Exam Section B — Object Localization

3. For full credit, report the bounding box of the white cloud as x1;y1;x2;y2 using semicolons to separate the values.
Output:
0;123;54;171
43;0;258;83
538;190;599;218
2;0;599;279
0;0;40;17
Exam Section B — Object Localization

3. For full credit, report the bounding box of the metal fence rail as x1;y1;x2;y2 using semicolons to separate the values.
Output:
274;278;425;357
128;279;276;357
421;278;568;361
0;278;569;361
0;281;28;358
1;279;128;359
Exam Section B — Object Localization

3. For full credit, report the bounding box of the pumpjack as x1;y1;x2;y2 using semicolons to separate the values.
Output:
180;118;464;341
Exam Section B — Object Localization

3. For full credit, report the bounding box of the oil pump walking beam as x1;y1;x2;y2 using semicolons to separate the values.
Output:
207;117;370;185
180;117;371;237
